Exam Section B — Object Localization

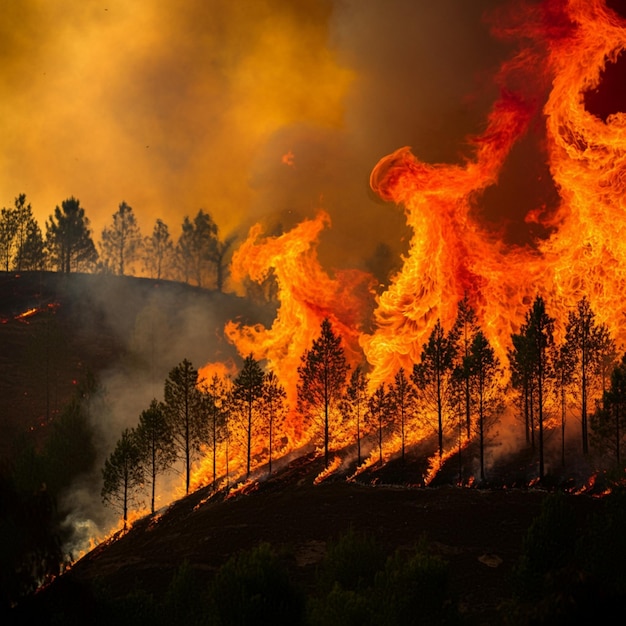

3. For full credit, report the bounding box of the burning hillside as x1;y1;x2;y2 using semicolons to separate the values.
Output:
5;1;626;620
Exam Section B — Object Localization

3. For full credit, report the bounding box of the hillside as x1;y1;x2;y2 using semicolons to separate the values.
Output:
0;270;274;459
2;271;625;625
10;454;614;626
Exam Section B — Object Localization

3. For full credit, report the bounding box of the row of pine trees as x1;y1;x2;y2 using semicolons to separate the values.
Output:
0;194;234;290
102;294;626;529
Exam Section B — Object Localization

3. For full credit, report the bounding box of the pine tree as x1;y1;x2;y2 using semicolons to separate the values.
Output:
563;296;615;455
200;373;230;490
342;365;369;466
163;359;202;494
45;197;97;273
509;324;536;447
0;204;18;270
261;370;287;475
368;383;389;466
135;399;174;514
412;319;459;458
99;201;142;275
11;194;45;270
175;210;218;287
468;331;502;481
521;295;554;480
101;428;143;530
388;367;413;464
143;218;174;280
452;295;479;439
231;354;265;478
297;318;349;468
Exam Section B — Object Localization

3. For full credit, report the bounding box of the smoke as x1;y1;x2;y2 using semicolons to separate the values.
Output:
0;0;525;282
56;275;276;554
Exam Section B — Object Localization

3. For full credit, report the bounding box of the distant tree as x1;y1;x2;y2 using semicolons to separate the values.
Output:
175;210;218;287
135;399;175;514
99;201;142;275
7;194;45;271
200;373;230;490
163;359;203;495
563;296;615;455
0;204;18;270
368;383;389;466
261;370;288;475
101;428;143;531
231;354;265;479
214;234;236;293
412;319;459;458
342;365;369;466
45;197;97;273
297;318;350;468
18;216;46;270
591;353;626;464
388;367;413;464
143;218;174;280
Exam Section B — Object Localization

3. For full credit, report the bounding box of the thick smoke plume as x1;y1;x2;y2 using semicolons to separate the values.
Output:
0;1;519;280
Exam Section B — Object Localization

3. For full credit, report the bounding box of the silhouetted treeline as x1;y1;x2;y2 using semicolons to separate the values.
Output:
0;194;236;292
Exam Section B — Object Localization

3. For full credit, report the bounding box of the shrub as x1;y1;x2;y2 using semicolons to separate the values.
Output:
512;493;576;600
315;526;386;594
375;540;458;626
208;543;305;626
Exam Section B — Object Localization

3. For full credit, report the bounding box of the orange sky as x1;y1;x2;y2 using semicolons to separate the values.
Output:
0;0;511;273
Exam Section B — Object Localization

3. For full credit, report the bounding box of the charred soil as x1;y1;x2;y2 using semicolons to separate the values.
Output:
20;454;603;626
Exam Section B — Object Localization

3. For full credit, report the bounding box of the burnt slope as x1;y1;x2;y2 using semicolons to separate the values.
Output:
18;453;603;626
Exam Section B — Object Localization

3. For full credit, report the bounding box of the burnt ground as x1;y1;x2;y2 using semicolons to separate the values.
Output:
20;452;603;626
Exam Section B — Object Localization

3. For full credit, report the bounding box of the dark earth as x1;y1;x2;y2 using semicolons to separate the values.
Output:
22;453;604;626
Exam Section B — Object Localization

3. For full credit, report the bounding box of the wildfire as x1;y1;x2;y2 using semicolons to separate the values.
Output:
214;0;626;486
358;0;626;386
225;210;376;439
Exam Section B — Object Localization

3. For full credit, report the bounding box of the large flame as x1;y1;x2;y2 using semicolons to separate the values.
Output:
361;0;626;386
220;0;626;474
225;210;376;437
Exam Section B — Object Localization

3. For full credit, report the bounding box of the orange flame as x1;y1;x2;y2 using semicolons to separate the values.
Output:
225;210;376;438
361;0;626;387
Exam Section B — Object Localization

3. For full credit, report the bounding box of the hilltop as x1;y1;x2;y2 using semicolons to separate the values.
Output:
2;271;625;625
0;270;274;460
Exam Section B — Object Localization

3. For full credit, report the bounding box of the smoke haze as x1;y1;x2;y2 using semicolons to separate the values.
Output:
0;0;522;278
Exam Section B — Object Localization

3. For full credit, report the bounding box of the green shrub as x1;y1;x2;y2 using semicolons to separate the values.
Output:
512;493;576;600
315;526;386;593
375;541;458;626
208;542;305;626
307;584;376;626
162;560;209;625
310;532;458;626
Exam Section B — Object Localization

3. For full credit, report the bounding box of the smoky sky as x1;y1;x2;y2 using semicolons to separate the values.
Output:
0;0;531;276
